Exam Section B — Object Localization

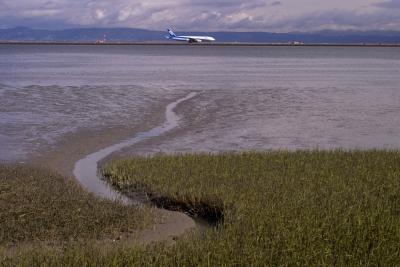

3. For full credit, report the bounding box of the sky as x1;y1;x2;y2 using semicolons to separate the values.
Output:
1;0;400;32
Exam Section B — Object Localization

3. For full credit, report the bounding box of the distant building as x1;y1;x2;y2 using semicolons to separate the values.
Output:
95;34;107;44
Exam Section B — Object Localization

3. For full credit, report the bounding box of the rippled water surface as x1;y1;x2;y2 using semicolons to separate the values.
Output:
1;45;400;162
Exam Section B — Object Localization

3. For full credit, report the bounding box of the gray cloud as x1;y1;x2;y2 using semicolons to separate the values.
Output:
270;1;283;7
374;0;400;9
0;0;400;32
264;9;400;31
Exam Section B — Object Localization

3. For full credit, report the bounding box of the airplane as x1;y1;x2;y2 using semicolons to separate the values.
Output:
165;29;216;43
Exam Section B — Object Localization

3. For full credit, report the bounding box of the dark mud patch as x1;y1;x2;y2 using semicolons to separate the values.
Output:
102;169;224;228
149;195;224;227
112;185;224;227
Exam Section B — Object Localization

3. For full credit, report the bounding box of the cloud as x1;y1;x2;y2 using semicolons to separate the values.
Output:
0;0;399;31
94;10;105;20
22;9;60;17
270;1;283;7
234;8;400;32
374;0;400;9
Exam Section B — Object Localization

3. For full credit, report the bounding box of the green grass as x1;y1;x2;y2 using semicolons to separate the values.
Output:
2;151;400;266
0;165;154;246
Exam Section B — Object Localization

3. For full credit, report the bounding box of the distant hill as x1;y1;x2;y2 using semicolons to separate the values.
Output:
1;27;400;44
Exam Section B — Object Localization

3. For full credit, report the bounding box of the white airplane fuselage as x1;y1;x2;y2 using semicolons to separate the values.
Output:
166;29;216;43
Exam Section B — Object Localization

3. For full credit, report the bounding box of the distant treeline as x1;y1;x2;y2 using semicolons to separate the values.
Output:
1;27;400;44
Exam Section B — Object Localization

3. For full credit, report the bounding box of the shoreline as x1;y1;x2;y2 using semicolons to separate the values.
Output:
28;92;201;245
1;41;400;47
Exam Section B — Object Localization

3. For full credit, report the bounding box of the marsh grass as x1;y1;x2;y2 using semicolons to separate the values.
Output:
2;150;400;266
103;150;400;266
0;165;154;246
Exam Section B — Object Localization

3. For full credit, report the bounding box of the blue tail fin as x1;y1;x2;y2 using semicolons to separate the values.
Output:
167;29;176;37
